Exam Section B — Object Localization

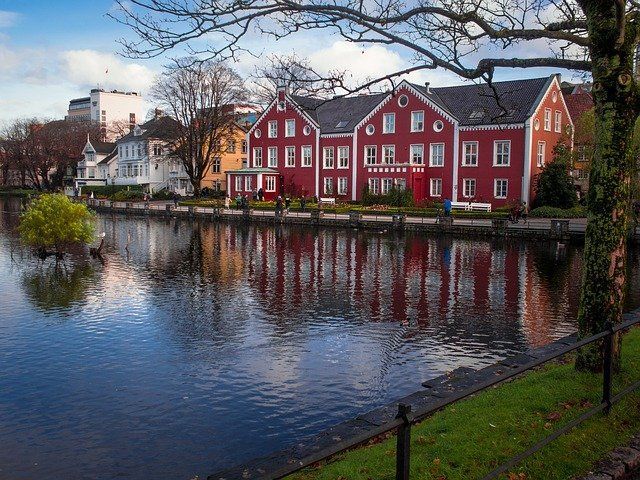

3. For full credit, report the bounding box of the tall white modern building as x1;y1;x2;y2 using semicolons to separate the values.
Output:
66;89;145;141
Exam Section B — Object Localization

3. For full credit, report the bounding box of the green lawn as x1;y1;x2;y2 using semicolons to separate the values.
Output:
290;327;640;480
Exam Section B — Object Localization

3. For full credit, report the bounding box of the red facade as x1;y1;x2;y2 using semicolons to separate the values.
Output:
227;75;572;208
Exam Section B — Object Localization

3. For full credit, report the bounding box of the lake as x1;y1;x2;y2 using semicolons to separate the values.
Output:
1;196;638;479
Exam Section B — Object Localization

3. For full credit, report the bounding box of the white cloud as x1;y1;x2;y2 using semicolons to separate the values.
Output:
61;49;156;93
0;10;19;28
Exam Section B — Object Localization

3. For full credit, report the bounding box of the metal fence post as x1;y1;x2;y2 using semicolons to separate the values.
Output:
603;321;614;414
396;403;412;480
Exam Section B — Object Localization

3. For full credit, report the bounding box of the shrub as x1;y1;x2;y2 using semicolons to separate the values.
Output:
82;185;142;198
361;184;415;207
529;205;587;218
151;190;174;201
111;190;144;201
534;142;578;209
19;194;95;255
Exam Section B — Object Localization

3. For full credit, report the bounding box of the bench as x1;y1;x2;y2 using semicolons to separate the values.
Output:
450;201;492;212
319;197;336;205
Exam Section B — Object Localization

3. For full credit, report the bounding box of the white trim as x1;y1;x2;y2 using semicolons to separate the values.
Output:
382;112;396;134
315;129;320;196
321;132;353;138
382;144;396;164
429;142;445;167
409;143;424;165
285;118;296;137
337;145;350;169
452;123;459;201
322;146;335;169
461;140;479;167
285;145;296;168
301;145;313;167
396;81;458;124
430;177;443;197
494;178;508;199
459;123;523;131
462;178;477;198
364;144;377;166
522;118;533;203
410;110;425;132
352;133;358;201
493;140;511;167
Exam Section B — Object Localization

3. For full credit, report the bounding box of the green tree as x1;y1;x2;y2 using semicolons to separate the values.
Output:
19;194;95;258
534;143;578;209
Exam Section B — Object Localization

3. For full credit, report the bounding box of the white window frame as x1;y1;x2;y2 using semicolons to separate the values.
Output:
323;177;333;195
493;140;511;167
462;141;478;166
285;146;295;167
544;108;551;131
268;120;278;138
369;178;380;195
235;176;242;192
410;144;424;164
537;141;546;167
338;177;348;195
323;147;335;169
338;146;349;169
395;178;406;191
268;146;278;168
411;110;424;132
285;119;295;137
381;178;393;194
463;178;476;198
494;178;508;199
382;145;395;164
429;143;445;167
554;110;562;133
265;176;276;192
244;176;252;192
383;113;395;134
365;145;377;165
253;147;262;167
430;178;442;197
301;145;312;167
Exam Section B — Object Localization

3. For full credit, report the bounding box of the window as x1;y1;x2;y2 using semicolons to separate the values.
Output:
463;178;476;198
398;95;409;107
286;146;295;167
429;143;444;167
285;119;295;137
338;146;349;169
268;120;278;138
366;124;375;135
494;179;508;199
324;177;333;195
410;144;424;164
153;144;162;156
212;157;221;173
462;141;478;166
338;177;348;195
383;113;395;134
144;163;148;177
244;176;252;192
119;146;122;157
554;111;562;133
235;176;242;192
537;141;546;167
137;144;142;157
544;108;551;131
411;111;424;132
430;178;442;197
227;139;236;153
265;176;276;192
323;147;334;168
577;145;587;162
241;140;247;154
302;145;312;167
253;147;262;167
335;121;349;129
268;147;278;167
254;129;261;138
382;145;395;164
303;125;311;136
382;178;393;194
368;178;380;194
125;145;129;157
433;120;444;132
365;145;377;165
88;167;95;179
395;178;406;191
130;113;136;124
494;141;510;166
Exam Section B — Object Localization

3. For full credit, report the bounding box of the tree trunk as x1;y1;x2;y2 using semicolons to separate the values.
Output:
191;177;201;198
576;1;638;371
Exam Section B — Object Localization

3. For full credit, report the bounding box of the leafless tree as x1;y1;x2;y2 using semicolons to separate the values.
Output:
251;54;340;104
0;119;35;187
112;0;640;371
150;58;247;197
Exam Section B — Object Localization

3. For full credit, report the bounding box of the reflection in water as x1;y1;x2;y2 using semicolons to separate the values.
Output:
0;196;638;480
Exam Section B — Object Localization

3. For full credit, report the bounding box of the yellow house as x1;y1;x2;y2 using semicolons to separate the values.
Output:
201;123;250;192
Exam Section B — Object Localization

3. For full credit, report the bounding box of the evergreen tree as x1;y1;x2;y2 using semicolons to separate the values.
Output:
534;143;578;209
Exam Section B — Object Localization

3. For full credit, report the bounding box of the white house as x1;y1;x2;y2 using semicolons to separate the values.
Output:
114;115;179;193
75;137;116;188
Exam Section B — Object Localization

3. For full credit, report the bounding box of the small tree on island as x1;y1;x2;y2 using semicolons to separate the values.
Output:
534;143;579;209
19;194;95;259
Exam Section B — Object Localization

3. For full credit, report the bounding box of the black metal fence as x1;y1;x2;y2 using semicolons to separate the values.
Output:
266;316;640;480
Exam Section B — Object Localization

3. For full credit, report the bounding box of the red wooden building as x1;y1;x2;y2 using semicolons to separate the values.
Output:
226;74;572;207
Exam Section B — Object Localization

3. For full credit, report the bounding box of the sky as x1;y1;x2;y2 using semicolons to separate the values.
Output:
0;0;586;125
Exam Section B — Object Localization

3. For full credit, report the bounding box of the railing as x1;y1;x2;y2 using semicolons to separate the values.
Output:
263;316;640;480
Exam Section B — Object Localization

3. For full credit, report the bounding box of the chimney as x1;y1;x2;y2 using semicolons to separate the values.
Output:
277;84;288;102
424;82;431;94
154;108;163;119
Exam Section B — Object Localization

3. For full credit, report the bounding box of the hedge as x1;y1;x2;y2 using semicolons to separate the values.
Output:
528;206;587;218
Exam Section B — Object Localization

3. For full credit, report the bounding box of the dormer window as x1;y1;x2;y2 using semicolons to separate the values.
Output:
469;109;485;120
335;121;349;129
134;125;142;136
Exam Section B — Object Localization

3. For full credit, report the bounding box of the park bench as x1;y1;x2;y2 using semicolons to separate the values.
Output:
450;201;492;212
319;197;336;206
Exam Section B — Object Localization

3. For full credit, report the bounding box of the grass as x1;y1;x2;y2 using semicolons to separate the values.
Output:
289;327;640;480
0;188;38;197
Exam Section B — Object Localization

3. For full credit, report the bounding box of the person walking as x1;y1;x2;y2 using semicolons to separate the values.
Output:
300;196;307;212
224;196;230;209
443;198;452;217
173;191;179;207
284;196;291;212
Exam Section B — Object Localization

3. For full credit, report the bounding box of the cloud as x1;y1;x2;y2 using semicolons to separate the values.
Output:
60;49;156;93
0;10;19;28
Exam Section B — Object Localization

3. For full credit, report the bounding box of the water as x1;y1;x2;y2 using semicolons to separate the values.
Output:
1;196;638;479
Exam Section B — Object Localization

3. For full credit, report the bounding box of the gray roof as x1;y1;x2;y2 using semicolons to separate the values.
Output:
429;76;553;126
89;140;116;155
97;149;117;165
292;93;387;134
117;116;181;144
288;76;554;131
